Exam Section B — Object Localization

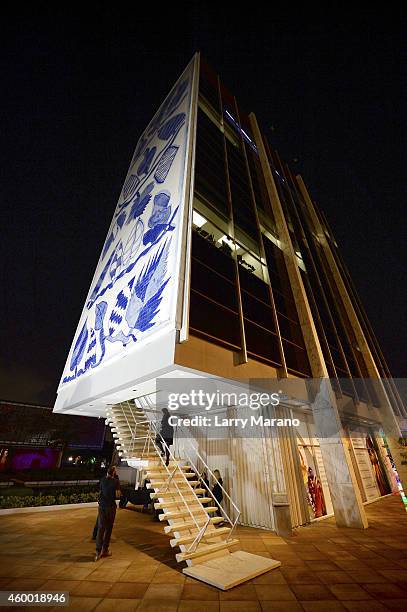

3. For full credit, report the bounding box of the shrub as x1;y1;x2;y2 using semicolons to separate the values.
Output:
0;491;99;509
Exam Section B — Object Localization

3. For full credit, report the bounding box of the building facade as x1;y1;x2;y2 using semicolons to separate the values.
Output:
54;54;406;533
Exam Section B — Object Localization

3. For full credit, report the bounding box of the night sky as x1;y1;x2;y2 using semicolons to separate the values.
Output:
1;6;404;406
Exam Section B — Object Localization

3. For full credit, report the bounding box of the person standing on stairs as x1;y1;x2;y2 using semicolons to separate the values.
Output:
94;465;120;561
155;407;174;467
212;469;224;518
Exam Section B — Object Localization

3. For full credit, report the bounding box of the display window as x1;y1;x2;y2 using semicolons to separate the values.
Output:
296;416;333;520
376;434;399;493
348;429;391;502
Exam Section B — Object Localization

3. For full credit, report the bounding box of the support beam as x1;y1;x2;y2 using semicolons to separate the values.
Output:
249;113;368;529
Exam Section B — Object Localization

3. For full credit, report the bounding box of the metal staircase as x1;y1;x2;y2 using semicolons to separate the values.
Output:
106;400;280;589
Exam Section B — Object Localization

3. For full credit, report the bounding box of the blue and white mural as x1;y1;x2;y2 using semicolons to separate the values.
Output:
60;60;195;386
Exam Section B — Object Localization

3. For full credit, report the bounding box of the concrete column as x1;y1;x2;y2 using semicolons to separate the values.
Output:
249;113;368;528
296;175;407;497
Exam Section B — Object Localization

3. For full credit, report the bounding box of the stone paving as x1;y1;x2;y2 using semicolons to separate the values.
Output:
0;495;406;611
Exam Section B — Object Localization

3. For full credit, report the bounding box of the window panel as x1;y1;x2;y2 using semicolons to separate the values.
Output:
199;60;220;113
195;109;228;215
282;340;311;376
238;266;270;304
244;320;282;366
190;291;241;348
191;258;238;311
278;314;305;347
192;231;235;282
241;292;276;333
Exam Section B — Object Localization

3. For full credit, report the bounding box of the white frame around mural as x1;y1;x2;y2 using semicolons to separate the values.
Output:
54;55;199;416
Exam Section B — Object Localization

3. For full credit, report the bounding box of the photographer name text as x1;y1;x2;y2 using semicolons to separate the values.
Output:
168;415;300;428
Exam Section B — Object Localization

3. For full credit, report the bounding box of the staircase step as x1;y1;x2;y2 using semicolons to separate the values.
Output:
154;497;212;510
112;423;148;428
170;527;232;547
110;414;148;420
147;465;190;472
145;472;194;481
147;480;199;488
114;437;150;443
111;421;149;428
147;461;185;468
176;539;239;562
127;453;158;459
127;442;151;447
159;507;207;521
164;517;224;534
110;408;147;419
145;470;194;478
150;488;205;499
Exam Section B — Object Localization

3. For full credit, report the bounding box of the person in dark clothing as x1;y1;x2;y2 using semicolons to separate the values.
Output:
155;408;174;466
95;466;120;561
92;471;120;540
212;469;224;517
201;471;209;490
196;471;210;505
142;478;151;512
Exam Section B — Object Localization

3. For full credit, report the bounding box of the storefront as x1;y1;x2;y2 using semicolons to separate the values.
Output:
346;428;394;503
295;413;334;522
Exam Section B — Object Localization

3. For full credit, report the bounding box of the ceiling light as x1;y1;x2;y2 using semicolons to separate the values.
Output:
192;210;207;228
217;235;239;251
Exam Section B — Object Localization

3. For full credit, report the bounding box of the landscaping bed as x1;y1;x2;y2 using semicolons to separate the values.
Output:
0;484;100;509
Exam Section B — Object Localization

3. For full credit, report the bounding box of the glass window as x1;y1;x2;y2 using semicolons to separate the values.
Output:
282;340;311;376
195;108;228;216
189;292;241;349
241;291;276;333
278;314;305;347
226;139;259;243
192;231;235;282
191;259;237;310
238;265;270;304
199;60;220;113
244;320;282;366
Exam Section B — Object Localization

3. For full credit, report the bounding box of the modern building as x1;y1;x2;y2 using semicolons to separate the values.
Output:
54;53;406;570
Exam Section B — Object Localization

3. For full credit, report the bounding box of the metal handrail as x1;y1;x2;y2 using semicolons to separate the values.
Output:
108;399;242;551
109;401;209;551
183;440;241;541
108;404;151;458
141;398;214;552
125;401;150;457
139;396;213;551
138;398;241;544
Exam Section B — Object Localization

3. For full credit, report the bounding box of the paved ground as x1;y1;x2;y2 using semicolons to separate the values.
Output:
0;495;406;611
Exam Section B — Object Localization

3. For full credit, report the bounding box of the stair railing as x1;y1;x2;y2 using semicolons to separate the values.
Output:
136;396;215;552
110;400;212;551
107;403;152;459
109;399;241;552
137;397;241;546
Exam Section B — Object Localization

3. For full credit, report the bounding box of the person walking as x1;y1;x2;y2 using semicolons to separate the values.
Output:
155;408;174;466
94;465;120;561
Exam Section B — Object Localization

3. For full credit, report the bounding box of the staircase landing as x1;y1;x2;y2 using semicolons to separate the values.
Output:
183;550;281;590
